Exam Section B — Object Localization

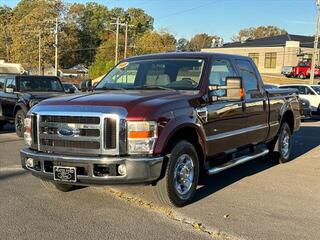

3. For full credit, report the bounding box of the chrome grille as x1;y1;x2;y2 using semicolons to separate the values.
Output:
36;113;120;156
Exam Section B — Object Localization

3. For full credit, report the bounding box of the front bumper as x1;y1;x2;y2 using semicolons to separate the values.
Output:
20;148;164;185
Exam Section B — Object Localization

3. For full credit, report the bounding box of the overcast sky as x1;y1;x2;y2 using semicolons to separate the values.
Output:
1;0;317;42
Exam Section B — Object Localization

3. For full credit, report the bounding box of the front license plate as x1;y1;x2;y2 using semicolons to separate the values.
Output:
53;166;77;183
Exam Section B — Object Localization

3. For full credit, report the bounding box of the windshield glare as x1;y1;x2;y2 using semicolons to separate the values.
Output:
19;77;64;92
311;86;320;95
95;59;205;90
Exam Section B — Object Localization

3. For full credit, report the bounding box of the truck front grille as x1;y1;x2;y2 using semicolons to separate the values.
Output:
36;113;120;155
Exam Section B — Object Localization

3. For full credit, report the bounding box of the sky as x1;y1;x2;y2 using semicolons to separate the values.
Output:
0;0;318;42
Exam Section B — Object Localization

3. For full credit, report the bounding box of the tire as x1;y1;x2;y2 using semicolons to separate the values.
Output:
268;122;292;164
40;179;74;192
15;109;25;137
153;140;199;207
0;120;5;131
299;73;305;79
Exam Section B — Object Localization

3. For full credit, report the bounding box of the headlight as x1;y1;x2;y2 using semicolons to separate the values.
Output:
127;121;157;154
24;117;32;146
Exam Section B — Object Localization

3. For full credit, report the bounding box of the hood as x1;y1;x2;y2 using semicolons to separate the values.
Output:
38;90;200;119
22;91;65;100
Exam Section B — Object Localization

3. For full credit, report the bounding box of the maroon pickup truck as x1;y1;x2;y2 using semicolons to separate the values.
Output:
21;53;300;207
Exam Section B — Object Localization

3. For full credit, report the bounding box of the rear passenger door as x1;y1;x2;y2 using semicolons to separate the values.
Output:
235;59;269;144
0;77;5;120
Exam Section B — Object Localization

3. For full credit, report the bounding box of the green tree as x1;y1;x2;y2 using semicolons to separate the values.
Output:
232;26;288;42
186;33;219;51
0;6;13;61
136;30;176;55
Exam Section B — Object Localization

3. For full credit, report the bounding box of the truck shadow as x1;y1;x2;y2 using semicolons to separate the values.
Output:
0;123;15;134
192;125;320;204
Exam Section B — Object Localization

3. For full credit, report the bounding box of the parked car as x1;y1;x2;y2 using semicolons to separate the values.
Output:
281;66;294;78
279;84;320;113
264;84;311;119
0;75;65;136
291;62;320;79
299;98;312;120
21;53;300;207
62;83;79;94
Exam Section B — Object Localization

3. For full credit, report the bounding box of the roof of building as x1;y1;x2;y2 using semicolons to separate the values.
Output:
220;34;316;48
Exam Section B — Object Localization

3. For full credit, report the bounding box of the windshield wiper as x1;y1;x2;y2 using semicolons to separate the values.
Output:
95;86;126;91
134;85;176;91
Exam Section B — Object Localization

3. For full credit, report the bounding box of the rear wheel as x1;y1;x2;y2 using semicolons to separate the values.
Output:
153;140;199;207
40;179;74;192
268;122;292;164
15;109;25;137
0;120;5;131
298;73;305;79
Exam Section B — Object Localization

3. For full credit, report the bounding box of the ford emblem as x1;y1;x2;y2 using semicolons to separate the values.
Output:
58;127;80;137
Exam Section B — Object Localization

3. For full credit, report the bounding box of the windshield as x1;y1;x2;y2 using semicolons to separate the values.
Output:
19;77;64;92
95;58;205;90
311;85;320;95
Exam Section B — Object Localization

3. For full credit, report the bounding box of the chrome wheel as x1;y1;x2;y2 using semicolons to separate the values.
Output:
281;129;290;158
16;115;23;132
173;154;194;197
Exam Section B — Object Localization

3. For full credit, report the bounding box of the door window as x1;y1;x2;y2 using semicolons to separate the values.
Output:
235;60;262;99
0;77;5;91
299;86;314;95
5;78;16;91
209;59;236;97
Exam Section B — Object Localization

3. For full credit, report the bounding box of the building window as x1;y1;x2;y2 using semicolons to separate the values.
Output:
265;52;277;69
248;53;259;66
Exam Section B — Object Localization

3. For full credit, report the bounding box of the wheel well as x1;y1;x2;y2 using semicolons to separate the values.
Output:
164;127;205;171
281;111;294;132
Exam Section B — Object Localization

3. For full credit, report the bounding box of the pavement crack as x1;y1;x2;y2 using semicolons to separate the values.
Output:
107;188;239;240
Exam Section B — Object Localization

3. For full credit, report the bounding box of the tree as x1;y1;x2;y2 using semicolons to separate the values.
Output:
136;30;176;54
0;6;13;61
186;33;220;51
231;26;288;42
177;38;188;52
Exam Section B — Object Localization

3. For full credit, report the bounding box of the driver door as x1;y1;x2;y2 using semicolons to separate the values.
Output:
204;58;247;156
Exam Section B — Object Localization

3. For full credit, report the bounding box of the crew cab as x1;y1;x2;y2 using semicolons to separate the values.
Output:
0;75;65;136
20;53;300;207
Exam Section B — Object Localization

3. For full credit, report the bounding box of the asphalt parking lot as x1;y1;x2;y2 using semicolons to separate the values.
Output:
1;119;319;240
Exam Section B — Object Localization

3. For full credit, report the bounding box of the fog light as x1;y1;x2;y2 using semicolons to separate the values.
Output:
118;164;126;176
26;158;34;168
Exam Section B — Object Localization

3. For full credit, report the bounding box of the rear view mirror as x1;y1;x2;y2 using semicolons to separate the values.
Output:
80;79;92;92
209;76;243;101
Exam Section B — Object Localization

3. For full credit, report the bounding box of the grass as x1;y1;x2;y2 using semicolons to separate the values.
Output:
261;74;317;85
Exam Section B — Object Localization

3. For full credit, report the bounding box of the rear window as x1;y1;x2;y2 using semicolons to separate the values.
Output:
19;77;64;92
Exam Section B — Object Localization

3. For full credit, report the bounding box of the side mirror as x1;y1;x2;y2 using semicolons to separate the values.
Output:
208;77;244;101
5;87;14;93
68;87;75;94
80;79;92;92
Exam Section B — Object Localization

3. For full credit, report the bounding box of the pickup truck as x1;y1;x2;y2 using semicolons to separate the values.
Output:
0;75;65;136
20;53;301;207
292;62;320;79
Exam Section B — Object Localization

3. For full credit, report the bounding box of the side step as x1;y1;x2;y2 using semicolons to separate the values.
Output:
207;148;269;175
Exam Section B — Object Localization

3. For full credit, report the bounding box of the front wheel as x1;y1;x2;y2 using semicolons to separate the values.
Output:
153;140;199;207
15;109;25;137
298;73;305;79
268;122;292;164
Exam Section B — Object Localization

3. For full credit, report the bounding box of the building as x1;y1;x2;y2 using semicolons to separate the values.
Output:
0;60;25;75
202;34;318;74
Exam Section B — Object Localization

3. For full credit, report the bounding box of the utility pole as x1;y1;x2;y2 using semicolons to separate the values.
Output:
124;22;134;59
115;17;120;65
310;0;320;84
38;31;41;75
54;17;58;76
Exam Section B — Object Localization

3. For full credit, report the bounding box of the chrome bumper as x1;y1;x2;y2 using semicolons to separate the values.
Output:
20;148;164;185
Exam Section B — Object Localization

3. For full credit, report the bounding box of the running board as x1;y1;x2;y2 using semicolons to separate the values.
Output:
207;149;269;175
